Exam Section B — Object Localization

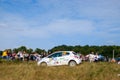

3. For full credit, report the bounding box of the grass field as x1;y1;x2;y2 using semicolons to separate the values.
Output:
0;61;120;80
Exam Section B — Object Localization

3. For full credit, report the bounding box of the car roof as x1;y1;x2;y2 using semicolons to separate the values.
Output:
54;51;74;53
48;51;74;56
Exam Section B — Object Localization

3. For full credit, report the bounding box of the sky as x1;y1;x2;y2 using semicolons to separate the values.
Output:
0;0;120;51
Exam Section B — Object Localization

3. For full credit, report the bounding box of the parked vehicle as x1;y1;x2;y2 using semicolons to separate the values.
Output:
115;57;120;62
37;51;82;66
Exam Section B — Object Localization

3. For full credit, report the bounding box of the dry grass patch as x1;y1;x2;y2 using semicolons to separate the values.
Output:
0;62;120;80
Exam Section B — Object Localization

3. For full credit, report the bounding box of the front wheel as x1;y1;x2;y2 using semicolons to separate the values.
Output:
40;62;47;66
69;61;77;67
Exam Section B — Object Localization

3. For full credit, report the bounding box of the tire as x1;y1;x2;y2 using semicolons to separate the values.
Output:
40;62;47;66
69;61;77;67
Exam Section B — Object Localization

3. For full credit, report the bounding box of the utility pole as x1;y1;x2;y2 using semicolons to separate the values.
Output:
113;49;114;60
111;49;115;62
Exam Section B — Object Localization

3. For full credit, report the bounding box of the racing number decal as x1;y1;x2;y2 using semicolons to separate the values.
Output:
63;51;66;55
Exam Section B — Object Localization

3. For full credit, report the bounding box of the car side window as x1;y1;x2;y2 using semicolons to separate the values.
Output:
56;52;62;57
73;52;77;55
48;52;62;58
66;52;70;55
62;51;70;56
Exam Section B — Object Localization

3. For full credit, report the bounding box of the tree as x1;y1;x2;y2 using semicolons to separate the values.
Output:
18;46;27;52
13;48;18;53
0;51;3;56
35;48;45;54
26;48;33;54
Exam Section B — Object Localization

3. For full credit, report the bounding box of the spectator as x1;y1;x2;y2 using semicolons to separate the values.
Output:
7;50;12;60
11;52;16;60
23;51;29;61
118;61;120;64
89;52;95;63
17;51;23;61
2;50;8;59
0;51;2;59
94;53;99;62
106;56;109;62
30;53;35;61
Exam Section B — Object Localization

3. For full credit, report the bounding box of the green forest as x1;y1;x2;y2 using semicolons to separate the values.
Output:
48;45;120;58
0;45;120;58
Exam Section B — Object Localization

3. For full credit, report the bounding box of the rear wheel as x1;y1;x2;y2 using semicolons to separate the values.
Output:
40;62;47;66
69;61;77;67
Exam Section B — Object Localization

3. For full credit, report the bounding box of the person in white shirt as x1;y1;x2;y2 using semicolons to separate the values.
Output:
17;51;23;61
89;52;95;63
118;61;120;64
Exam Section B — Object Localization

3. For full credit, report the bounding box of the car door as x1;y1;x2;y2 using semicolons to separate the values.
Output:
55;51;70;65
47;52;62;66
60;52;70;65
55;52;64;65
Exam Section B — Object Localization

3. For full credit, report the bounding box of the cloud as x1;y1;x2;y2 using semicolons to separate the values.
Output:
0;13;27;37
46;19;95;35
0;11;96;39
0;0;120;50
23;19;95;37
0;11;119;40
0;0;33;4
75;0;120;19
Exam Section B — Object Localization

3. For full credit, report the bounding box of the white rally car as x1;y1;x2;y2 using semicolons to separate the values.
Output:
37;51;82;66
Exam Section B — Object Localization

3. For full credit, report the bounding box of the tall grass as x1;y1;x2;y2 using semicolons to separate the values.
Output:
0;61;120;80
